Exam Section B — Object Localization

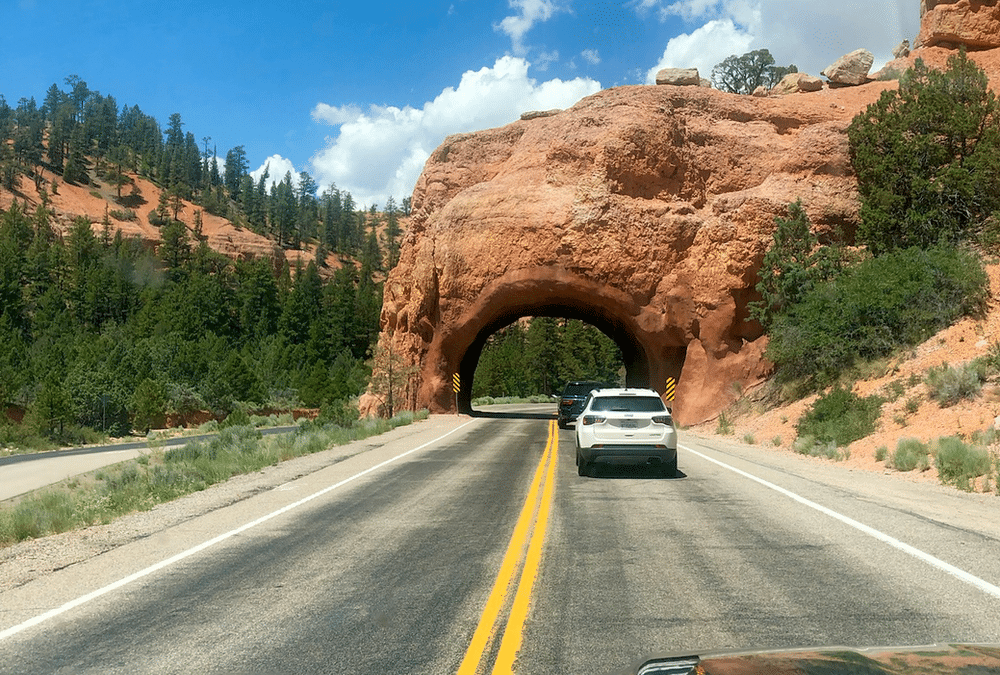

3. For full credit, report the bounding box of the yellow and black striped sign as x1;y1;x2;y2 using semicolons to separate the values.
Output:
664;377;676;402
453;373;461;393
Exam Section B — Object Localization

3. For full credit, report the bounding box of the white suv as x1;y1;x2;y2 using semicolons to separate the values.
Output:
574;388;677;478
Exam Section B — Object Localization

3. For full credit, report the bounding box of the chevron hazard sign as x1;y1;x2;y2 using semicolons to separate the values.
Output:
664;377;676;402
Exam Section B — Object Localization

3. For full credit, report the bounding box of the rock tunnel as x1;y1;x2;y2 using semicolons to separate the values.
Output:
364;82;864;424
420;267;688;416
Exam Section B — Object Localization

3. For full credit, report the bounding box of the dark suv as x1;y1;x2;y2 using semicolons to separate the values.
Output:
557;381;606;428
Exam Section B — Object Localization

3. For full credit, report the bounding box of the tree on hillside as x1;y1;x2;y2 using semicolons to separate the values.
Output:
712;49;797;94
270;172;298;248
224;145;249;200
296;171;318;241
748;201;858;330
383;196;402;269
848;49;1000;254
62;125;90;184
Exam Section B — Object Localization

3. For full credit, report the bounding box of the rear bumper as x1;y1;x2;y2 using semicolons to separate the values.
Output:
557;406;585;424
579;444;677;467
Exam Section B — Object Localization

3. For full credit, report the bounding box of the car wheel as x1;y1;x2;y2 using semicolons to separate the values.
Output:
577;452;589;477
558;419;567;429
661;456;678;479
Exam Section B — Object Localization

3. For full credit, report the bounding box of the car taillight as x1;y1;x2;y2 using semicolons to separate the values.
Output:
561;399;574;406
651;415;673;425
581;415;606;426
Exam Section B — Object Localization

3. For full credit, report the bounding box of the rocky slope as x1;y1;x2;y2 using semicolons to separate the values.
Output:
697;261;1000;496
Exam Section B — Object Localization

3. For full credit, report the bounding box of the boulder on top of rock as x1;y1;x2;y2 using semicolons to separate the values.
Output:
770;72;824;95
821;49;875;85
656;68;701;86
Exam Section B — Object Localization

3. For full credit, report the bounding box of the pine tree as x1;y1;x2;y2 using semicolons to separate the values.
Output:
224;145;248;200
383;196;402;269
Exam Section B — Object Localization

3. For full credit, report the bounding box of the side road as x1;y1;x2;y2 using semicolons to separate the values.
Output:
0;426;299;502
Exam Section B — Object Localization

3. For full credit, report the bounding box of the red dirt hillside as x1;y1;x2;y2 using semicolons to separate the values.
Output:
0;165;335;274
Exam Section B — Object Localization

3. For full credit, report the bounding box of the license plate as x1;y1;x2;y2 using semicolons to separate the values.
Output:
619;420;637;429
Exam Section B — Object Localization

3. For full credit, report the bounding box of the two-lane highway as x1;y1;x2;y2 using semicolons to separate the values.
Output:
1;413;999;674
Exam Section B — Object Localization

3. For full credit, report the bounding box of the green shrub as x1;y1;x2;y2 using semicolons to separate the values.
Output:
767;245;988;388
316;398;360;428
886;381;905;402
875;446;887;462
890;438;929;471
848;50;1000;254
936;436;991;490
220;406;251;428
796;386;882;447
108;209;137;222
793;435;849;461
715;412;732;435
925;362;985;407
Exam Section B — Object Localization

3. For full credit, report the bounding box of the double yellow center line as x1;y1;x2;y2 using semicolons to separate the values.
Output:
457;419;559;675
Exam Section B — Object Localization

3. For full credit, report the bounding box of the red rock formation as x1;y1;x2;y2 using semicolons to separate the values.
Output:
918;0;1000;49
366;9;1000;426
369;83;881;424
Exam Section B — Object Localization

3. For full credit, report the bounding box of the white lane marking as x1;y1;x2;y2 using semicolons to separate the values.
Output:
680;443;1000;601
0;420;477;641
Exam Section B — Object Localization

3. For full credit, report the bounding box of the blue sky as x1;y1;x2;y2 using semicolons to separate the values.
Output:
3;0;918;209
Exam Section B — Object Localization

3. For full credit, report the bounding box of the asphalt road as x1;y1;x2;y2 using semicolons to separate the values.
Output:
1;413;998;674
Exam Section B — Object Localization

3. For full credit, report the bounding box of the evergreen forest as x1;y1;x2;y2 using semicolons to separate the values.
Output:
472;318;624;400
0;76;404;446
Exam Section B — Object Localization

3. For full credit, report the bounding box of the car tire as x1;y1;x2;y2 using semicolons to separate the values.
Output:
661;456;678;479
558;419;567;429
577;452;589;477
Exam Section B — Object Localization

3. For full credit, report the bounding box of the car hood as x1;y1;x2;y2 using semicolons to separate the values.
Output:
616;643;1000;674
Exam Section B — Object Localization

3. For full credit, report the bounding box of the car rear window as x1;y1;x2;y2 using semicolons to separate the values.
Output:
590;396;666;412
563;382;603;396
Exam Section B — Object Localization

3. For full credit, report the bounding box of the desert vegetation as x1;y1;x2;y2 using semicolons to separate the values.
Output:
738;50;1000;494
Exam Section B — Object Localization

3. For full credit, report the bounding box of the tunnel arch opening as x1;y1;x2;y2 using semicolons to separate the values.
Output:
427;268;687;417
464;310;647;414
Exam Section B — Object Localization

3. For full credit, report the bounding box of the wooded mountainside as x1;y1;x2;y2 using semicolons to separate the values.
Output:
0;76;404;445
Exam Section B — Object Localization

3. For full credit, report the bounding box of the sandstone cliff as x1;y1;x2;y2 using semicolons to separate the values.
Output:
919;0;1000;49
376;84;879;424
372;23;1000;424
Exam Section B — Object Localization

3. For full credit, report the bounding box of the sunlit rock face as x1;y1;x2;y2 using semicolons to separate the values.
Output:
364;81;881;425
361;2;1000;424
918;0;1000;49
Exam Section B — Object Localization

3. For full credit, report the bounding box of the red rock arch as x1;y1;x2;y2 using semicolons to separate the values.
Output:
368;84;868;424
421;267;688;414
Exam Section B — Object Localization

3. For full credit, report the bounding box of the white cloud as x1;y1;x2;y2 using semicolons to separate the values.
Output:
643;0;919;84
535;50;560;71
250;154;300;190
645;18;754;83
310;56;600;209
581;49;601;65
311;103;364;126
495;0;563;56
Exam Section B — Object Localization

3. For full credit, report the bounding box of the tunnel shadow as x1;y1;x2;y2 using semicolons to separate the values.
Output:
468;408;557;420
